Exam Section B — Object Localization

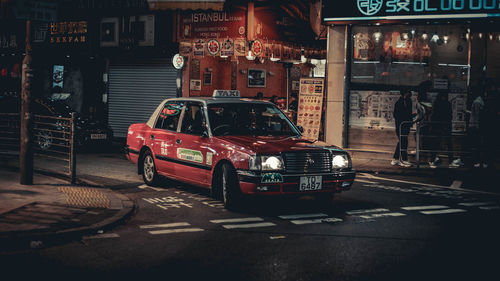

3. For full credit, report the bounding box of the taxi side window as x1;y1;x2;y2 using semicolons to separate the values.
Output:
180;103;205;135
155;101;183;131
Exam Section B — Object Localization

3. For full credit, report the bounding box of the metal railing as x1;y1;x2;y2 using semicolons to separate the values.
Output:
398;120;469;168
0;112;77;183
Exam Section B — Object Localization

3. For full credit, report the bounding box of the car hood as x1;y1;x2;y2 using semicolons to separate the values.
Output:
217;135;345;155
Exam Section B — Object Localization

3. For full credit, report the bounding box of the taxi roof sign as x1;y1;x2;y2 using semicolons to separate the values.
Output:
213;90;240;98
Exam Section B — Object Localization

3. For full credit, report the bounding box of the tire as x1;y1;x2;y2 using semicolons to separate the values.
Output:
220;163;241;210
142;150;160;186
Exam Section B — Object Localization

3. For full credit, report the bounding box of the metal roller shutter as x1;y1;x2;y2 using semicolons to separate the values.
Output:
108;59;177;137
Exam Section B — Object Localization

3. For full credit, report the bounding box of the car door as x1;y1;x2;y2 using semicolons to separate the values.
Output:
149;100;184;177
173;101;213;186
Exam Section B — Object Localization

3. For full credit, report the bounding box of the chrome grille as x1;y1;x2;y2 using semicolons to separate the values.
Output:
283;151;332;174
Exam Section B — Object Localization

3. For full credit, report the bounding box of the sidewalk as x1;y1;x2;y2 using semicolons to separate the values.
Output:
0;163;135;250
0;143;498;250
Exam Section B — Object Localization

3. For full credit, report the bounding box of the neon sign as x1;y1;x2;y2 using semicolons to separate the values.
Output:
324;0;500;22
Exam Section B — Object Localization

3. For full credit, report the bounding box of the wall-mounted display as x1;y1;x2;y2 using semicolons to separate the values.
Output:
248;69;266;87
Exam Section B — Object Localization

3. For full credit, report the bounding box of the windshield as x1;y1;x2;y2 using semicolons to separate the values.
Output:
207;103;300;137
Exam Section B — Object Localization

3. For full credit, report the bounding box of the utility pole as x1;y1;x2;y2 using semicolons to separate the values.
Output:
20;20;33;185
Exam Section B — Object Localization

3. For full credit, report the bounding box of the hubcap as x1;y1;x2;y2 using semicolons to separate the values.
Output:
144;155;154;181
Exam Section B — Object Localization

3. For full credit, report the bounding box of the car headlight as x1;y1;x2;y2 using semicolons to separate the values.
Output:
249;155;284;171
332;154;350;168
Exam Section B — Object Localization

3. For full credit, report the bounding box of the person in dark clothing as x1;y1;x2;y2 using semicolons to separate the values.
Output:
428;92;457;168
392;90;413;167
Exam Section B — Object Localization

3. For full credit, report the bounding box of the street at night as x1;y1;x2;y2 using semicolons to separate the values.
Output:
1;153;499;281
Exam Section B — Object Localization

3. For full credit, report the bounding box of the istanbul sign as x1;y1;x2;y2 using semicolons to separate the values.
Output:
323;0;500;22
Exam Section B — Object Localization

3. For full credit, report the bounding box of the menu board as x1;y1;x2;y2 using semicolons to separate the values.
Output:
297;78;324;141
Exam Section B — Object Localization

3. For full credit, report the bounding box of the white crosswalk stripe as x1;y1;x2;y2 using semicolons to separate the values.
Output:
210;217;275;229
140;222;204;235
401;205;449;211
279;213;342;225
458;202;495;207
346;208;390;215
420;209;467;215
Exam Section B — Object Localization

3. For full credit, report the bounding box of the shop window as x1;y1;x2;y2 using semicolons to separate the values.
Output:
351;24;469;93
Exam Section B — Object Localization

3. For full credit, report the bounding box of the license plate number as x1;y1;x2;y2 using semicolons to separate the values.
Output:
299;176;322;191
91;133;107;140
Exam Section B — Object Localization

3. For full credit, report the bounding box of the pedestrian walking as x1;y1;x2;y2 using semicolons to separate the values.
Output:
391;90;413;167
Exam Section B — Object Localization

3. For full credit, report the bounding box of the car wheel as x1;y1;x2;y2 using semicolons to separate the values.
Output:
37;129;53;150
142;150;159;186
221;163;241;210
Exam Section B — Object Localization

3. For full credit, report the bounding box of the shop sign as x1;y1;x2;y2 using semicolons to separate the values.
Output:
251;39;263;56
297;78;324;141
220;38;234;57
324;0;500;22
193;39;205;56
172;54;185;69
48;21;88;44
0;34;18;49
179;40;193;56
181;10;246;39
207;39;220;56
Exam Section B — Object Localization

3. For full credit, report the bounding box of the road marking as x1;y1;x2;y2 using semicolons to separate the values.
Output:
83;233;120;239
420;209;467;215
210;217;263;224
458;202;495;207
278;213;328;220
479;206;500;210
139;222;191;229
401;205;449;211
346;208;390;215
149;228;205;235
358;173;498;195
222;222;276;229
138;184;164;192
356;179;377;184
291;217;343;225
359;212;406;219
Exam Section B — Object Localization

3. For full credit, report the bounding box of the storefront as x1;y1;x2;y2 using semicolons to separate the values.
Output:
98;12;178;137
176;5;326;108
322;0;500;151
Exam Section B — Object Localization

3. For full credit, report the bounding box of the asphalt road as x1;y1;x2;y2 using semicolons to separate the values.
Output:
1;173;500;281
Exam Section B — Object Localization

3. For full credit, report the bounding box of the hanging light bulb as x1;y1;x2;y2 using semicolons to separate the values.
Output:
373;31;382;42
431;33;439;42
422;32;428;40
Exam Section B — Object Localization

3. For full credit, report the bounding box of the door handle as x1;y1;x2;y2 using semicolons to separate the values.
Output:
176;139;182;144
150;135;155;140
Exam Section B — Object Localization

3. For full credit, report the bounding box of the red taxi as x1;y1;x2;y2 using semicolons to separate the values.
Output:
125;90;355;209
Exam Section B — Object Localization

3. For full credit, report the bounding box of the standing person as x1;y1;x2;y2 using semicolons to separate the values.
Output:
467;86;484;167
391;90;413;167
428;92;460;168
413;88;432;162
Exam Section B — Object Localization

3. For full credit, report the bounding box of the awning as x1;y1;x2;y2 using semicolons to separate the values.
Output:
147;0;225;11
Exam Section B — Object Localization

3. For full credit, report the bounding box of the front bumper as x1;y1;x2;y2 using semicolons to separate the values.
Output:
237;170;356;195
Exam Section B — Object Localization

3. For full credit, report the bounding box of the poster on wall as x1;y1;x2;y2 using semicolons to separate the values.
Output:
234;38;247;56
297;78;324;141
349;90;405;129
220;38;234;57
179;40;193;56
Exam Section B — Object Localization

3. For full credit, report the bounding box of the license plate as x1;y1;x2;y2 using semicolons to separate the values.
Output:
90;133;107;140
299;176;322;191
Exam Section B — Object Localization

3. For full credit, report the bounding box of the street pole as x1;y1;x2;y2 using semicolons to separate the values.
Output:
20;20;33;185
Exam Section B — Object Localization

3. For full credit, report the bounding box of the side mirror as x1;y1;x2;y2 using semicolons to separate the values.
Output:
297;125;304;133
